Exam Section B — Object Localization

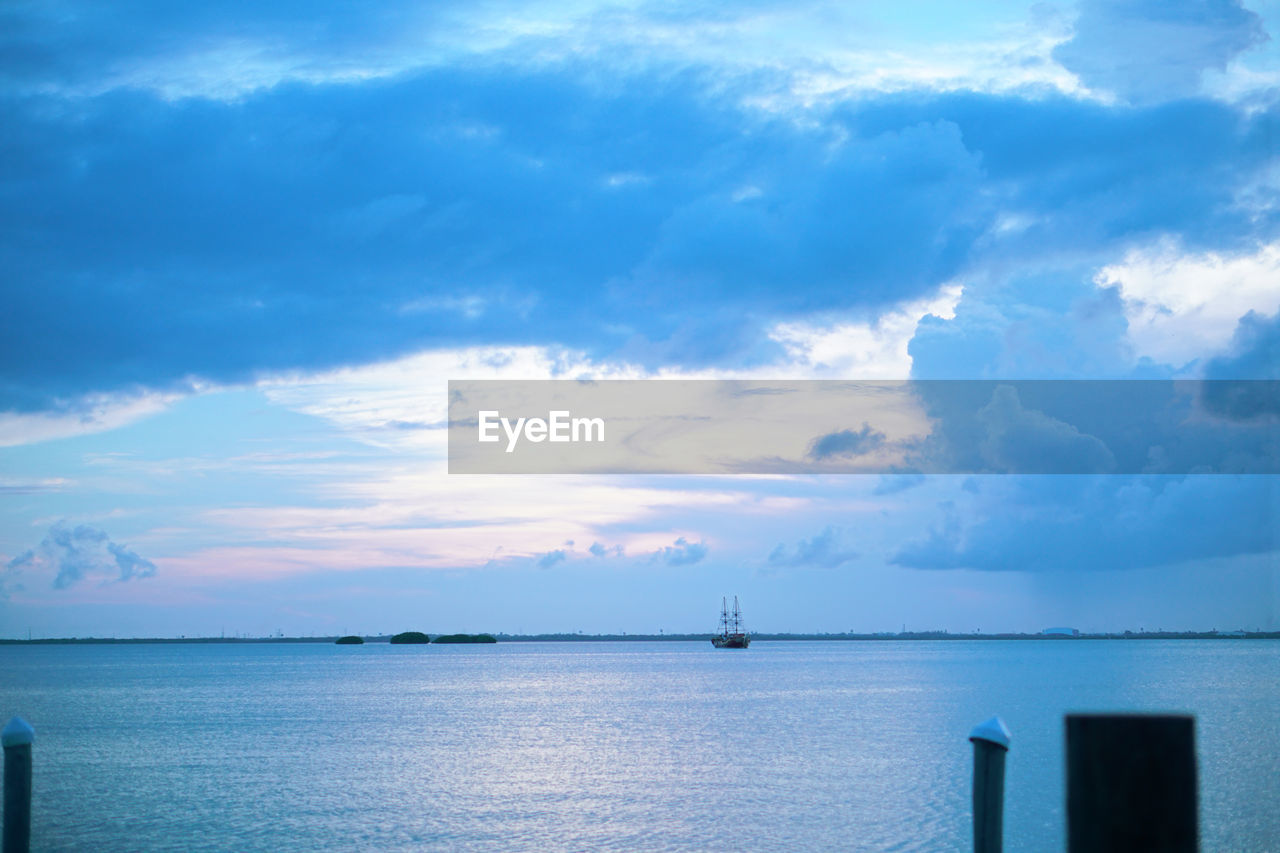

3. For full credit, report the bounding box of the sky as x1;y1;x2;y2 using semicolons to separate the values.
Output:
1;0;1277;638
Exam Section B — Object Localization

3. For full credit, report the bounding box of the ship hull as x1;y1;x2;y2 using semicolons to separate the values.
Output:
712;634;750;648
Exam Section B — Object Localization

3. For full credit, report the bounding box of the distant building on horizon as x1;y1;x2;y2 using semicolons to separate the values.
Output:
1042;627;1080;637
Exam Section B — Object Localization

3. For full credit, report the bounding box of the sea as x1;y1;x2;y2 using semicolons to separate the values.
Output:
1;640;1277;851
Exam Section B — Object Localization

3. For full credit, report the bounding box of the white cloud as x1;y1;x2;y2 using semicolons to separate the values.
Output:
258;280;961;454
29;1;1094;105
260;345;645;452
787;39;1089;104
168;473;803;577
0;391;182;448
1202;60;1280;111
768;282;963;377
1095;239;1280;368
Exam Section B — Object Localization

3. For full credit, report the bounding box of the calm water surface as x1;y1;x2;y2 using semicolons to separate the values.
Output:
1;640;1277;851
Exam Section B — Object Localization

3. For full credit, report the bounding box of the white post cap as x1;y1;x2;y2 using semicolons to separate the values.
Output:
2;716;34;747
969;715;1011;749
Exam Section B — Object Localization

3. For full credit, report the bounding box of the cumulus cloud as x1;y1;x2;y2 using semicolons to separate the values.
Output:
5;522;157;589
588;541;623;558
655;537;707;566
1206;310;1280;381
1054;0;1267;103
535;549;567;569
1201;310;1280;419
768;526;859;568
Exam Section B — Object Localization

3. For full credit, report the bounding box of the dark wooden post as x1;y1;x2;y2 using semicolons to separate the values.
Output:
1066;714;1197;853
2;717;33;853
970;716;1010;853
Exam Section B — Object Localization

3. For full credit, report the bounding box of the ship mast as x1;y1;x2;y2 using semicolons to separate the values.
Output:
712;595;750;648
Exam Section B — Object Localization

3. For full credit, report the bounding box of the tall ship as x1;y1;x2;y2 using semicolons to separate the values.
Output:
712;596;750;648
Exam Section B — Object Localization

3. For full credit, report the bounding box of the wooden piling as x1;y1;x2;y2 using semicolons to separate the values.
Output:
2;717;33;853
1066;713;1197;853
970;716;1010;853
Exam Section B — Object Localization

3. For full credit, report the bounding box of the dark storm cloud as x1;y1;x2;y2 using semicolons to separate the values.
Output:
0;3;1276;409
0;71;991;406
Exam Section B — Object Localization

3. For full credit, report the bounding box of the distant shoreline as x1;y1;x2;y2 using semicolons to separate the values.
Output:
2;630;1277;645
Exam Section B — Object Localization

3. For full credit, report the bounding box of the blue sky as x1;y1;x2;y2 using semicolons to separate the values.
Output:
1;0;1277;637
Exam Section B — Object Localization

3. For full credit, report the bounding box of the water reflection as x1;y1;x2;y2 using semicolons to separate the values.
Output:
0;640;1275;851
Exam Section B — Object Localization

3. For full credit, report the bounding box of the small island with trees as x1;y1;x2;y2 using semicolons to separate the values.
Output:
331;632;499;645
389;631;431;644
